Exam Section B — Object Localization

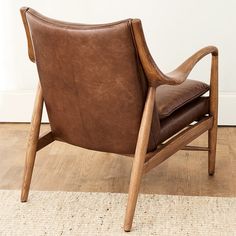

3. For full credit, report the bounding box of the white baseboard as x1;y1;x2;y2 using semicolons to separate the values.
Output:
218;92;236;125
0;90;235;125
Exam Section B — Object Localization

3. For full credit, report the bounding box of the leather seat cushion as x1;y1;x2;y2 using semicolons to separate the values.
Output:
156;79;209;119
158;97;209;144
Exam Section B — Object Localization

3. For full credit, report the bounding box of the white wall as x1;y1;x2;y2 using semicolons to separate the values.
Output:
1;0;236;124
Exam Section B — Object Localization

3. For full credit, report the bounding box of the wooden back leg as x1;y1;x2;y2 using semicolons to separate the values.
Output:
21;83;43;202
124;87;156;232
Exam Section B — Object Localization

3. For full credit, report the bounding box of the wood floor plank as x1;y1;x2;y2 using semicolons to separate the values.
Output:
0;124;235;196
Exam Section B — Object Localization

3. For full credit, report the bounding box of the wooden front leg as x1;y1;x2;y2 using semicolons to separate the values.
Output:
208;54;218;175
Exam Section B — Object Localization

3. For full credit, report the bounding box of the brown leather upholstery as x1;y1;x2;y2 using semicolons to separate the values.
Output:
156;80;209;119
24;8;210;155
159;97;209;144
25;9;159;154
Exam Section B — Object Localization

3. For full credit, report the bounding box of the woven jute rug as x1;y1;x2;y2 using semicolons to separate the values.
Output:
0;190;235;236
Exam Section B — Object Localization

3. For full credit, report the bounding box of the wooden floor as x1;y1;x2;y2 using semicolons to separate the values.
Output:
0;123;236;197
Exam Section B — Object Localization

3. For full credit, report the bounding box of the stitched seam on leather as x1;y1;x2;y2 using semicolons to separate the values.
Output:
27;10;131;30
129;19;151;146
129;20;147;101
160;85;209;119
129;20;158;149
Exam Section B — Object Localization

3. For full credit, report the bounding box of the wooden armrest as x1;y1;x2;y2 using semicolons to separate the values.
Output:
131;19;218;87
164;46;218;85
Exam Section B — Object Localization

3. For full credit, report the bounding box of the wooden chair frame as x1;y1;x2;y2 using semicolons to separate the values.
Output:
20;8;218;232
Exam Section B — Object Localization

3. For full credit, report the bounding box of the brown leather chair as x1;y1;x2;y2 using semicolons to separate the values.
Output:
20;7;218;232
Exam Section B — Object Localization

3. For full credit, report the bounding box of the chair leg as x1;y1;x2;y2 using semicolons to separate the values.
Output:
208;123;217;176
208;53;218;176
124;151;146;232
124;87;156;232
21;83;43;202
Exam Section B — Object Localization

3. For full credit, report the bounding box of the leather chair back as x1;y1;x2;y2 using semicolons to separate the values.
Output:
25;9;159;154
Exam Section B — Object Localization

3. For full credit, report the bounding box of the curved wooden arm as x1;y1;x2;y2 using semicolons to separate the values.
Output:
131;19;218;87
166;46;218;83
